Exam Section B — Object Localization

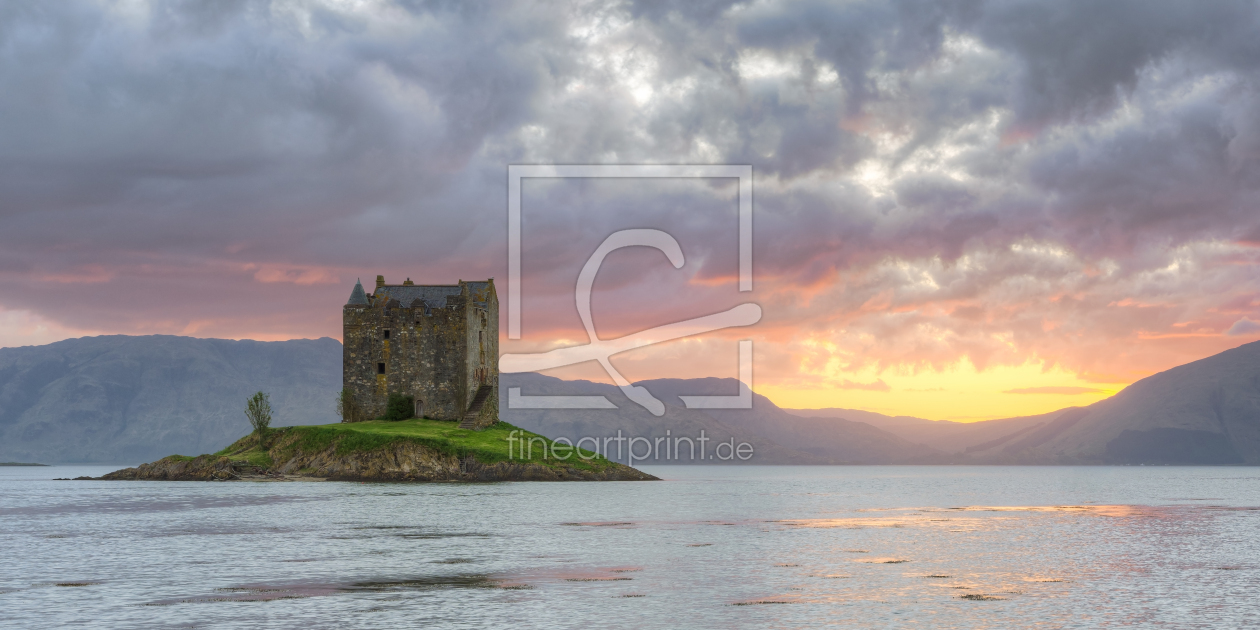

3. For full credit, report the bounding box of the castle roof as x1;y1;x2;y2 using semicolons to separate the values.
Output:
370;280;493;309
353;275;495;310
375;284;463;309
346;279;369;305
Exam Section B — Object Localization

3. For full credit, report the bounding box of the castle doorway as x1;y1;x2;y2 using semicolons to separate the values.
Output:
415;399;424;419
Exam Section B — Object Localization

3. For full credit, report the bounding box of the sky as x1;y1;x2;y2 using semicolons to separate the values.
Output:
2;0;1260;420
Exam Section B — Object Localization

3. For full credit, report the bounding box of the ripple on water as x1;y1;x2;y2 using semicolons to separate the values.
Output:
732;597;798;606
341;525;492;540
144;574;506;606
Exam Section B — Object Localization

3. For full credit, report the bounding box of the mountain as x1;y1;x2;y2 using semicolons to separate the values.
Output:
629;378;938;463
787;339;1260;464
981;340;1260;464
501;374;937;465
6;334;1259;465
785;407;1055;454
0;335;341;464
0;334;930;465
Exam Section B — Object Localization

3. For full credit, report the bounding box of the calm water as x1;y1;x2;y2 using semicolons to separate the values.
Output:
2;465;1258;629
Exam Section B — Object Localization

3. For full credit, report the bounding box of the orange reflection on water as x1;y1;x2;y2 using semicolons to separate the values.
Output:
940;504;1169;517
775;516;994;530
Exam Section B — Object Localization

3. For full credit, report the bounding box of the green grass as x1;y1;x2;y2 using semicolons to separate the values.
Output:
212;419;617;472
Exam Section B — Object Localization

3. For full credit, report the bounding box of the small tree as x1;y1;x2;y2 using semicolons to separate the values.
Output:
245;391;273;447
336;388;363;423
383;392;415;422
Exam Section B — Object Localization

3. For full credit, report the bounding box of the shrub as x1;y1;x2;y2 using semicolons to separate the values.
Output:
382;393;415;422
245;391;273;447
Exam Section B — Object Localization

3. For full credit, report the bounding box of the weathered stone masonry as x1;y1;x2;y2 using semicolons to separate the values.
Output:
343;275;499;428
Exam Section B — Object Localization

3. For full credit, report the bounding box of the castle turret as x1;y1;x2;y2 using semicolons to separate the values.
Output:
346;279;369;305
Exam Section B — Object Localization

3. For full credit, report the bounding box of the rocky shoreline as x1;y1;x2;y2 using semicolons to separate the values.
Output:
95;436;657;483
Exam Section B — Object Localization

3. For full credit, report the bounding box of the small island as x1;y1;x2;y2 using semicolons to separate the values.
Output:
102;276;654;483
100;418;656;482
0;462;49;466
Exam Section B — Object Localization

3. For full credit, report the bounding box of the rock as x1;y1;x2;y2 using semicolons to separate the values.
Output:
100;455;238;481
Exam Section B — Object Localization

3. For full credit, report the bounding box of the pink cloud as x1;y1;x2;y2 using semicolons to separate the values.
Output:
37;265;114;284
250;264;341;286
1228;317;1260;336
838;379;891;391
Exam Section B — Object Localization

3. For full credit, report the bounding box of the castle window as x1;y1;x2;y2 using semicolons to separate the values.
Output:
383;329;390;339
377;363;386;374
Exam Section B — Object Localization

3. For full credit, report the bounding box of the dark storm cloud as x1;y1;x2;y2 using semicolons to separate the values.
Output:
0;0;540;252
586;0;1260;278
0;0;552;335
971;0;1260;128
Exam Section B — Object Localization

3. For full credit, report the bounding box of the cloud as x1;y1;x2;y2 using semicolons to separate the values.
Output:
250;264;341;286
1227;317;1260;336
838;379;891;392
0;0;1258;402
0;307;102;349
1003;387;1105;395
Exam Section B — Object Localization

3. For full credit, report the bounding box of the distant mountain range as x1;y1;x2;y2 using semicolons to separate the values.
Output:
501;374;937;465
789;339;1260;464
2;334;1257;465
0;335;341;464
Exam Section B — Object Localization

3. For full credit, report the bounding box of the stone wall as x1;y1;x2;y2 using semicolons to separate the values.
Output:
343;277;498;425
341;302;380;418
463;281;499;428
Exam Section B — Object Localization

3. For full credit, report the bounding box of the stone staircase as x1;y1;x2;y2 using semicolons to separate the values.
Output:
457;385;494;430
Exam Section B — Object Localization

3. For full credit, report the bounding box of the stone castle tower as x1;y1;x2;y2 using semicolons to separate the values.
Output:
342;275;498;429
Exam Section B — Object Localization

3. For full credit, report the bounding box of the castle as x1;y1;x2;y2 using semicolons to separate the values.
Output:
342;275;498;429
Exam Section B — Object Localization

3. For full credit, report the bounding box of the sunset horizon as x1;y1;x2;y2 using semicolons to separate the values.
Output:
8;313;1254;422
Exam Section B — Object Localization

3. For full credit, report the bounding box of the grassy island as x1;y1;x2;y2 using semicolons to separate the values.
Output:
218;419;618;473
101;419;656;482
